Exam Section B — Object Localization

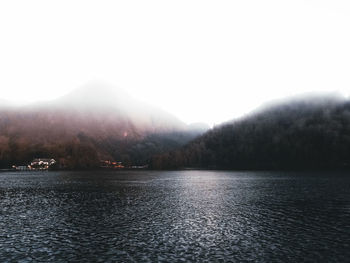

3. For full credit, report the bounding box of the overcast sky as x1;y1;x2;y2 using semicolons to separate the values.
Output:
0;0;349;125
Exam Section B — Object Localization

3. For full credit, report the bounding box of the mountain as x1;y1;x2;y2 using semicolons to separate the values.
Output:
151;93;350;170
0;82;204;169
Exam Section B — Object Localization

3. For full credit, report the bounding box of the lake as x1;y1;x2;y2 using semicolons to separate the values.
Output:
0;170;349;262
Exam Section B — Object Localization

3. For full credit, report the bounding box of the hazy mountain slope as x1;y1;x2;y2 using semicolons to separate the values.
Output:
151;93;350;170
0;83;204;169
53;83;188;134
0;99;13;109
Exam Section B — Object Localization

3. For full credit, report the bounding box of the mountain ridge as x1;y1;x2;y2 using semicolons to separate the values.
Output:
151;93;350;170
0;83;208;169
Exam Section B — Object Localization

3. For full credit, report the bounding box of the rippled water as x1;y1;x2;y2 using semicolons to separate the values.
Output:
0;170;349;262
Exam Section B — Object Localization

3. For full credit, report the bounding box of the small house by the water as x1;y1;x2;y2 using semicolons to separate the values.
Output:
100;160;124;169
30;158;56;170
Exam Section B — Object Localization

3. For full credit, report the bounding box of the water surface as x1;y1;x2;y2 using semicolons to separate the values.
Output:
0;170;349;262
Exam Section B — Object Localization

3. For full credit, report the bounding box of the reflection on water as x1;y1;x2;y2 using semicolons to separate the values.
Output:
0;170;349;262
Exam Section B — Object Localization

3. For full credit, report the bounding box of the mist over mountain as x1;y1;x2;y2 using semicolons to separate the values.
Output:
188;122;211;132
0;99;13;109
0;82;207;169
151;93;350;170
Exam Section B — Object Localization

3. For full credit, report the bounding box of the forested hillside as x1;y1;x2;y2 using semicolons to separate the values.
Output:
151;94;350;170
0;83;208;169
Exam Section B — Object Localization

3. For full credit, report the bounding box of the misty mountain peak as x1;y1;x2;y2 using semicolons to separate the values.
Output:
77;81;129;98
57;81;132;110
45;81;188;133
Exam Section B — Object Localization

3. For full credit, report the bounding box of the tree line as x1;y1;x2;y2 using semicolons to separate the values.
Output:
150;95;350;170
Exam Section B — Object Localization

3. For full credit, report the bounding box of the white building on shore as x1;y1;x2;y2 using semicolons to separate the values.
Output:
30;158;56;170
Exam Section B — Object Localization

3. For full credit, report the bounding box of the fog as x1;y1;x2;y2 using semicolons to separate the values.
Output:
2;81;192;134
0;1;349;125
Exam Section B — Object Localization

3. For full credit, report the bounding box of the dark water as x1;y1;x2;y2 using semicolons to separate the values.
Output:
0;171;349;262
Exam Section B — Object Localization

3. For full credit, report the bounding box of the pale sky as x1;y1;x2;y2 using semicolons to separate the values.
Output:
0;0;349;125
